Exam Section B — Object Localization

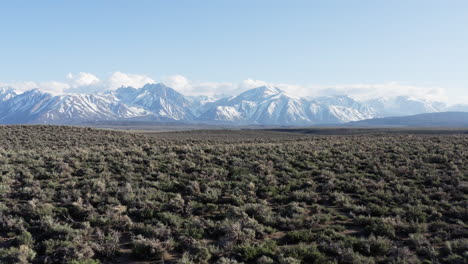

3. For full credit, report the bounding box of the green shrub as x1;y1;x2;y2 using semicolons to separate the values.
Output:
0;245;36;264
131;235;169;260
93;230;120;258
280;243;327;264
354;235;392;257
364;219;396;238
69;259;101;264
283;229;315;243
236;240;278;261
42;239;94;263
15;230;34;247
215;257;242;264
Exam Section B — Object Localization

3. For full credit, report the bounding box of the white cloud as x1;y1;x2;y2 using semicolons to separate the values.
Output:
65;71;154;92
0;71;156;95
231;79;447;102
196;81;239;96
243;79;307;96
161;76;310;97
39;81;71;94
239;79;269;90
67;72;100;88
0;80;70;95
162;75;191;91
3;81;39;92
162;75;237;96
160;76;450;103
314;82;448;102
107;72;155;90
0;73;453;104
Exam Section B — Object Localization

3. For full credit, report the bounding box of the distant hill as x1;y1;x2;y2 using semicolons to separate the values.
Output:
347;112;468;127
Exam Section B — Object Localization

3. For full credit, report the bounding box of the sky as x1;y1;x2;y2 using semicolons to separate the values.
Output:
0;0;467;104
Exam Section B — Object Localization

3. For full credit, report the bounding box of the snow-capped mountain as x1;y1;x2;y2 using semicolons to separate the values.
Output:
0;83;463;125
365;96;446;117
307;96;377;124
186;94;225;116
199;86;376;125
0;89;147;124
0;89;54;124
199;86;307;124
33;94;147;124
0;87;17;102
113;83;194;121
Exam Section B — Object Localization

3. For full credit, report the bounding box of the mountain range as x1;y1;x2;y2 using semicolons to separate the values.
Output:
0;84;466;126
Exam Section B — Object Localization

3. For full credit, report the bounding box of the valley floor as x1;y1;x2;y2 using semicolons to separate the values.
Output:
0;126;466;263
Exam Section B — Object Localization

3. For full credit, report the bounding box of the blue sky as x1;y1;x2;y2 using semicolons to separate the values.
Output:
0;0;467;103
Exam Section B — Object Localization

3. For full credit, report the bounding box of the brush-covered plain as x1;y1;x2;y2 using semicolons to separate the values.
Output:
0;126;466;264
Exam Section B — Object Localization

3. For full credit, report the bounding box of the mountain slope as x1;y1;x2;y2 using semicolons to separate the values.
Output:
0;89;54;124
347;112;468;127
198;86;307;124
0;87;17;102
365;96;446;117
307;96;376;124
113;83;195;121
33;94;147;124
199;87;376;125
0;89;147;124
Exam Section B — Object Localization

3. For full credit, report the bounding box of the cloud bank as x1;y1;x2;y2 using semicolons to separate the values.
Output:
0;72;451;103
0;72;155;95
162;75;449;103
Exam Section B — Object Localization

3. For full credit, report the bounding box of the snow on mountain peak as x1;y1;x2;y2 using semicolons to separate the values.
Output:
0;84;460;125
236;85;283;100
0;87;18;101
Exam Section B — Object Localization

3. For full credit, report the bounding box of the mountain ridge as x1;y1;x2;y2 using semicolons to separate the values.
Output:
0;83;466;125
347;112;468;127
